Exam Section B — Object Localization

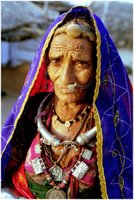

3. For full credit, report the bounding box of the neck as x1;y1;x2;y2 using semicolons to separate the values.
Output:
54;96;87;122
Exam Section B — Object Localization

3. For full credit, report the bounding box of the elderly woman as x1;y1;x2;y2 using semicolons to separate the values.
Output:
1;6;132;199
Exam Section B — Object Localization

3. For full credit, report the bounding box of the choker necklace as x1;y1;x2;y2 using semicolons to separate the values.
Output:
54;105;90;129
37;93;97;146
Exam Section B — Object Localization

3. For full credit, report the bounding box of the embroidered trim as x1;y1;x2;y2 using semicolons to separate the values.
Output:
2;8;107;199
2;7;81;156
1;5;77;156
88;8;108;199
94;106;108;199
1;22;62;156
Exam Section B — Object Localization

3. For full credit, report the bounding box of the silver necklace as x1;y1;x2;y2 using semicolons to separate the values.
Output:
37;93;97;146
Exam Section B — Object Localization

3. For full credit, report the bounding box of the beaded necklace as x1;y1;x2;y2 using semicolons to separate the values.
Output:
36;93;97;147
31;137;94;199
33;93;97;198
54;104;90;129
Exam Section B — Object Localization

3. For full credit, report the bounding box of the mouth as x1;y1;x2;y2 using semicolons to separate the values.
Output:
58;87;76;94
57;84;77;94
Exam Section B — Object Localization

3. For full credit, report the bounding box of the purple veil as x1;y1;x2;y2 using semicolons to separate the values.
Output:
1;6;132;199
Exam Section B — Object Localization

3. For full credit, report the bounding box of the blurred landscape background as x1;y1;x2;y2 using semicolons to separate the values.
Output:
1;1;133;127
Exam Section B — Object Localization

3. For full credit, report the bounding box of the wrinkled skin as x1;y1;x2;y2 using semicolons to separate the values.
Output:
48;34;94;105
46;34;95;172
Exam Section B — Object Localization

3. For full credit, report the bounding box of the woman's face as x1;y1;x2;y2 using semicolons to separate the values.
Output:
47;34;95;103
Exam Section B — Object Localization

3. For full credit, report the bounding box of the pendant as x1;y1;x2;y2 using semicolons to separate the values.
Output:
82;149;92;160
65;121;71;128
72;161;89;180
49;165;63;181
46;188;66;199
31;158;46;175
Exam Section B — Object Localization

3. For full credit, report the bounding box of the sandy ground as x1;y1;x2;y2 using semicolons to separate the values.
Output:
1;64;133;128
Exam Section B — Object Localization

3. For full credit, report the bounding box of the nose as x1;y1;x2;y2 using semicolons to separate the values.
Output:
61;59;74;84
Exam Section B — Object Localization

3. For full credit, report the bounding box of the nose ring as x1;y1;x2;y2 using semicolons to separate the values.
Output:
67;83;77;92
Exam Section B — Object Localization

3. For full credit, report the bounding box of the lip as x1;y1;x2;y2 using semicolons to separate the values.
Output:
57;86;76;94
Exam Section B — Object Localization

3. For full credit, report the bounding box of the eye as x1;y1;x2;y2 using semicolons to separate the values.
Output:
50;58;62;65
75;61;90;70
77;61;87;65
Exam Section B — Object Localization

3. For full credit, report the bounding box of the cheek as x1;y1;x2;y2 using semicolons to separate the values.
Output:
47;66;59;82
76;69;94;84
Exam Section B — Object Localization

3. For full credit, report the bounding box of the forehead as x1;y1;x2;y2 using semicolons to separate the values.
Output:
49;34;93;55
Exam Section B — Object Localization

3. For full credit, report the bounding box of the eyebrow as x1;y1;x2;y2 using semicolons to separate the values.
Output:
49;44;92;61
48;51;63;59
